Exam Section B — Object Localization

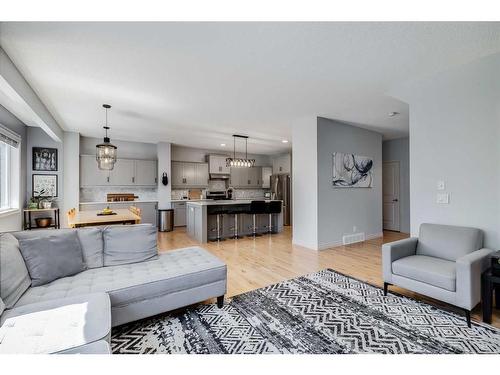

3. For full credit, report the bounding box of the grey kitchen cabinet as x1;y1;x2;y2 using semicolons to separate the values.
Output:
80;155;110;186
172;201;187;226
230;166;262;188
171;161;209;188
272;153;291;174
80;155;157;187
208;155;230;174
135;160;157;186
135;202;158;225
110;159;135;186
261;166;273;188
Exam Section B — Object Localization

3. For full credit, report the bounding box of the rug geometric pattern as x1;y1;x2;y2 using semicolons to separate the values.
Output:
111;269;500;354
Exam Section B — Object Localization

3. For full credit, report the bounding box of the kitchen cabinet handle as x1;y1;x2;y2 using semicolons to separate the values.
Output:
107;176;110;183
155;177;157;183
248;180;251;185
132;177;135;183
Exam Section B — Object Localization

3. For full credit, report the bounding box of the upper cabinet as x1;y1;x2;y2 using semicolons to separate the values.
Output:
171;161;209;188
272;153;291;174
261;166;273;188
230;166;263;188
208;155;230;175
80;155;157;187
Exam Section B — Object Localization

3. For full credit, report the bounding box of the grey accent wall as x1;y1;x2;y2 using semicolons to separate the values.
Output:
317;117;383;249
27;127;63;207
0;104;27;231
383;138;410;233
393;52;500;249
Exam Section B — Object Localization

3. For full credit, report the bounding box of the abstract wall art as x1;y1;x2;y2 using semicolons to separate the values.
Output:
332;152;373;188
32;174;58;197
33;147;58;171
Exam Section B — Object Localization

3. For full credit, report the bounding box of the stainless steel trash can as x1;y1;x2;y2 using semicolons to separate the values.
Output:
158;209;174;232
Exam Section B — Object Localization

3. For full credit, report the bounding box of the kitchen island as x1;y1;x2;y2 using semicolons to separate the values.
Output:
186;200;283;242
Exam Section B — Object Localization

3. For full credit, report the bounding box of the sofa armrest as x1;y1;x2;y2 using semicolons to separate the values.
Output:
456;248;494;310
381;237;418;283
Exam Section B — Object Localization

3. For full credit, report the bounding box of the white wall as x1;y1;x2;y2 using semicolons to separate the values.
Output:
80;136;157;160
317;117;383;249
62;131;79;227
172;145;272;167
382;137;410;233
0;104;26;232
157;142;172;209
292;117;318;250
393;52;500;248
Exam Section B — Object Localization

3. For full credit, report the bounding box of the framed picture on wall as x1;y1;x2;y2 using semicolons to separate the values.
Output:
32;147;58;171
32;174;58;197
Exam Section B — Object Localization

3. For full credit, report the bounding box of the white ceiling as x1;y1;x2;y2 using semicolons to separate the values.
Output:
1;22;500;154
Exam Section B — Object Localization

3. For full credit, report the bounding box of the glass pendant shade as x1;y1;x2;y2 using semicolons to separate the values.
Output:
225;135;255;168
96;140;117;170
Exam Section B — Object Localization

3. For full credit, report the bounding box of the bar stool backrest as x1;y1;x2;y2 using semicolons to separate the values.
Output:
267;201;282;214
250;200;267;214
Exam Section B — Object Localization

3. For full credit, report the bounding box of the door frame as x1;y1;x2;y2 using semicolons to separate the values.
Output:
383;160;401;232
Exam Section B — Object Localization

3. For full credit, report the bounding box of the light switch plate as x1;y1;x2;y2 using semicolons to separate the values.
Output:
437;193;449;204
437;181;445;190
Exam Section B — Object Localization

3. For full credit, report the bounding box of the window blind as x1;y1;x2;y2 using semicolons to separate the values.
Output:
0;124;21;149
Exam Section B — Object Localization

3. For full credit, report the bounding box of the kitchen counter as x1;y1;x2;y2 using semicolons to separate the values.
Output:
185;200;283;242
170;199;213;203
80;200;158;205
186;199;281;206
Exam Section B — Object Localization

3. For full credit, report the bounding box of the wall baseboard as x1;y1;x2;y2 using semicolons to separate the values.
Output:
317;232;384;251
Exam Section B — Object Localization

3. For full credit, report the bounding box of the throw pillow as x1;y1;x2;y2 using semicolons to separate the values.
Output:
18;231;86;287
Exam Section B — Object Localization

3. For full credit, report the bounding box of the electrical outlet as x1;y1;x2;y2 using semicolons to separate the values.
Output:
437;181;445;190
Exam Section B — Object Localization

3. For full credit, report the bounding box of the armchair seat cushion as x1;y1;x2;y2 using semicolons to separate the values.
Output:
392;255;456;292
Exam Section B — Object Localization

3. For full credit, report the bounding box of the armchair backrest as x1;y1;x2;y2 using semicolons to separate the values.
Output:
416;223;483;262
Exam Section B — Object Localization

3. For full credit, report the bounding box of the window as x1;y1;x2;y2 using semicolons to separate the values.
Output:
0;124;20;214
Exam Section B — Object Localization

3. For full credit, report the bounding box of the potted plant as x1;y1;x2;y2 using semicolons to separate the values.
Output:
31;189;47;209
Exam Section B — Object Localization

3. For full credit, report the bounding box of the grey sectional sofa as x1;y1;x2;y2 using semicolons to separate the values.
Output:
382;223;493;327
0;224;227;354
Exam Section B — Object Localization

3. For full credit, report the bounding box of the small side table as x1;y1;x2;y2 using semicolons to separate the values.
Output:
23;208;60;230
481;250;500;324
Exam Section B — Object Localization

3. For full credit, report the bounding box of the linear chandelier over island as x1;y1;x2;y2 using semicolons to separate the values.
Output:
226;134;255;168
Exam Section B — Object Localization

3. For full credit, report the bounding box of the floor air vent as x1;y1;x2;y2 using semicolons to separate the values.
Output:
342;232;365;245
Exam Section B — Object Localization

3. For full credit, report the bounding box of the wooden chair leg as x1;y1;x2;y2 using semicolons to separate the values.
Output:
217;295;224;308
464;309;471;328
383;282;391;296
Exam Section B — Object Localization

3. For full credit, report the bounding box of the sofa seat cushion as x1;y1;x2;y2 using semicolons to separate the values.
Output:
59;340;111;354
0;293;110;354
15;247;227;309
392;255;456;292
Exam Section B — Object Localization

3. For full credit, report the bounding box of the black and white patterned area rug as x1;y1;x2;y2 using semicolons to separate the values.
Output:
111;269;500;354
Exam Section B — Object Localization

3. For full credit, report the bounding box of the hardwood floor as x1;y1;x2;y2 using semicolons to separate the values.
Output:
158;226;499;328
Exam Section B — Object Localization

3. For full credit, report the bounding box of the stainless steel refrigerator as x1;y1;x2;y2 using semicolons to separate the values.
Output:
270;174;291;226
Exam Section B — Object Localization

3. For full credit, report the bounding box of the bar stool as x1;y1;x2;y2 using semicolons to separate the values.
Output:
208;206;225;241
248;201;267;237
266;201;282;234
227;205;242;239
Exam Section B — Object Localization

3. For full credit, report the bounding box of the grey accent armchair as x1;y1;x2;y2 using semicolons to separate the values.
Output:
382;223;493;327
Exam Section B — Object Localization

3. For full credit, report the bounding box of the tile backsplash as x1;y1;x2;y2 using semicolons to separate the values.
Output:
80;187;158;202
171;188;269;200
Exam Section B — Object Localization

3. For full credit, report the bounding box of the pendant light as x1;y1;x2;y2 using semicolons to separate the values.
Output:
226;135;255;168
96;104;117;170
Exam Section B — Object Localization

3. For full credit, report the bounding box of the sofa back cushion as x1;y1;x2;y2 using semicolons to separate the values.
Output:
103;224;158;266
18;231;86;287
416;223;483;262
13;227;104;269
0;233;31;308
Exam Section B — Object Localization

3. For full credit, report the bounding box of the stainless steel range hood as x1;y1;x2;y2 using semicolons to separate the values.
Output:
209;173;230;180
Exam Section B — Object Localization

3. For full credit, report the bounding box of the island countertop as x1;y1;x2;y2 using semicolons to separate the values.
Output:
185;199;282;206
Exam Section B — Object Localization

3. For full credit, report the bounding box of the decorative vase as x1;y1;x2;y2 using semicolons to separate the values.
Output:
42;201;52;209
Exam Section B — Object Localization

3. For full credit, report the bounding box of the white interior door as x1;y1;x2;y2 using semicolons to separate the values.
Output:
383;161;400;231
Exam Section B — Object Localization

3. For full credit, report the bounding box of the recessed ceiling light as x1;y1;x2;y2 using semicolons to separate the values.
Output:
281;139;289;143
220;143;226;147
388;112;400;117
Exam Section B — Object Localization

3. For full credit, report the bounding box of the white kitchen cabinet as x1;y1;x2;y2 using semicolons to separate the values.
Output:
80;155;110;186
195;163;209;186
135;160;157;186
171;162;185;186
272;153;291;174
172;201;187;226
261;166;273;188
111;159;136;186
230;166;262;188
208;155;230;174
